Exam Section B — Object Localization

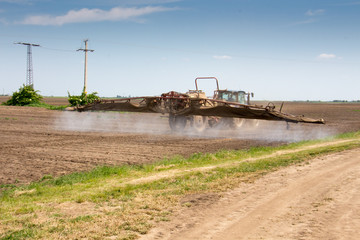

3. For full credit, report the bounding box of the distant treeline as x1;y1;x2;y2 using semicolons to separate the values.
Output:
291;100;360;103
116;95;137;99
332;100;360;102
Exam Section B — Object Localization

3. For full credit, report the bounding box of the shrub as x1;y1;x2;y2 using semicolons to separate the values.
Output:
68;91;100;107
3;85;43;106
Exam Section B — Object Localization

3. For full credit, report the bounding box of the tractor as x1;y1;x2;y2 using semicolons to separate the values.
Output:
167;77;258;131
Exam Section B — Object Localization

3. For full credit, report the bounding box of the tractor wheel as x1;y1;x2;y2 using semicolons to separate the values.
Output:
247;119;260;128
190;115;207;132
169;115;187;131
219;117;244;129
231;118;245;129
208;117;220;128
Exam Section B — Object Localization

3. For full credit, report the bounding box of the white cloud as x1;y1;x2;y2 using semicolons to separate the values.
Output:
305;9;325;16
20;6;176;26
213;55;232;60
317;53;337;59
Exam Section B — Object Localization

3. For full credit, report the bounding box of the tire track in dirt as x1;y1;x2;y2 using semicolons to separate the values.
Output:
127;138;360;185
141;148;360;240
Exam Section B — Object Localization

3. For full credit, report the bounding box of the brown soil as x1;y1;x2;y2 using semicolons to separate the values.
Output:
0;106;276;185
0;100;359;185
141;148;360;240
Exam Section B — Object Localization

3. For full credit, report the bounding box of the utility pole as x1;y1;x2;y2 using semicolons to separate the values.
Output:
15;42;40;89
77;39;94;94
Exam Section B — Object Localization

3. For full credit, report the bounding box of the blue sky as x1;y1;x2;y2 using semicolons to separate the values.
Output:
0;0;359;100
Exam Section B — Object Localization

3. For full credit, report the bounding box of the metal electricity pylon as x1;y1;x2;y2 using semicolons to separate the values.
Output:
15;42;40;89
77;39;94;94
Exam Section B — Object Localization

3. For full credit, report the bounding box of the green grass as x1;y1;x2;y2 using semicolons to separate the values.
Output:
1;227;36;240
1;131;360;239
2;100;69;110
334;130;360;139
26;102;68;110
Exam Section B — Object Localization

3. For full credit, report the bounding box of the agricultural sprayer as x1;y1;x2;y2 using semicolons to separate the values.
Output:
76;77;325;131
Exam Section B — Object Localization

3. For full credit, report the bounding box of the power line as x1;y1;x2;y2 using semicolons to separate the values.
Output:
40;46;77;52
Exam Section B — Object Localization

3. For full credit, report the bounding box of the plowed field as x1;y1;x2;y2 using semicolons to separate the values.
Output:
1;97;360;185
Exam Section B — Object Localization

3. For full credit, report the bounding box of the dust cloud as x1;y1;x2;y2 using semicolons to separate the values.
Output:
54;111;334;143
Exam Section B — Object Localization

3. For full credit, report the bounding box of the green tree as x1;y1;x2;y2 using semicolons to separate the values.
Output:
3;85;43;106
68;91;100;107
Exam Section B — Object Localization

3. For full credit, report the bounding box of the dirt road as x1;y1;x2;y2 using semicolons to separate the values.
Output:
141;148;360;240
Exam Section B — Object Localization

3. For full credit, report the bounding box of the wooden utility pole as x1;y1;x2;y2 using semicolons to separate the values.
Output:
77;39;94;94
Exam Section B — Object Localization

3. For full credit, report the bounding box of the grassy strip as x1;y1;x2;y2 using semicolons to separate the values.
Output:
1;131;360;239
26;102;68;110
1;102;68;110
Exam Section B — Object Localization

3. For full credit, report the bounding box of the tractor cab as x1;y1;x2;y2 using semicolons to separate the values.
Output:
191;77;253;105
216;90;247;104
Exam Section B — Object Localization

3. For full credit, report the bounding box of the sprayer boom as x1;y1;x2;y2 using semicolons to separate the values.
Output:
76;77;325;131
